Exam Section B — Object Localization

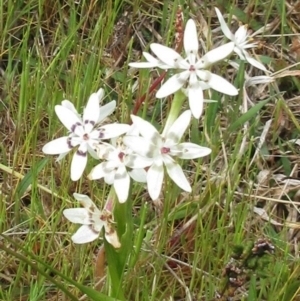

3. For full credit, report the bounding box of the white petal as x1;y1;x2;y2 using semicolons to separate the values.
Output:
156;72;188;98
98;101;116;123
114;165;130;203
204;72;238;95
235;26;248;45
87;143;100;159
96;88;105;102
244;52;267;71
164;110;191;143
215;8;235;41
71;149;88;181
88;162;116;180
55;105;83;132
200;42;234;68
125;154;153;169
56;152;69;162
184;19;199;55
71;225;101;244
188;84;204;119
83;92;101;126
245;76;273;87
129;61;159;68
150;43;183;68
104;169;116;185
176;142;212;159
99;123;130;139
73;193;94;207
130;114;161;144
147;161;164;200
163;156;191;192
129;168;147;183
142;52;172;69
234;46;246;60
126;123;140;136
42;137;72;155
63;208;90;224
104;226;121;248
61;100;80;117
123;136;156;158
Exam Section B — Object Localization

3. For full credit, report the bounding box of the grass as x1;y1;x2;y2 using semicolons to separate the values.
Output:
1;0;300;300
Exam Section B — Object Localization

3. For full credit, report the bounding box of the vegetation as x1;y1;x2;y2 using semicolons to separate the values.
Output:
1;0;300;300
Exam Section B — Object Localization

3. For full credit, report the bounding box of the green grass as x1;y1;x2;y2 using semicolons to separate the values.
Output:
1;0;300;300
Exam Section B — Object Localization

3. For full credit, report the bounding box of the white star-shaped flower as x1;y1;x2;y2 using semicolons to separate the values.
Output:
123;110;211;200
88;135;151;203
129;19;237;118
63;193;121;247
215;7;267;71
42;88;130;181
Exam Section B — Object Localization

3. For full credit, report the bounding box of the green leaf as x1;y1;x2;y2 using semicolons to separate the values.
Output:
16;157;49;198
228;98;271;132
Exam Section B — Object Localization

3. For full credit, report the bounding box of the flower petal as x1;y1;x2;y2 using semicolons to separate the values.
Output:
42;137;72;155
123;136;156;158
175;142;211;159
130;115;161;144
114;165;130;203
203;72;238;96
71;148;88;181
71;224;101;244
98;101;116;123
215;7;235;41
61;100;80;117
129;168;147;183
244;52;267;71
150;43;183;68
143;52;172;69
129;61;159;68
188;84;204;119
55;105;83;132
104;225;121;248
234;26;248;45
129;52;169;68
56;152;69;162
99;123;130;139
164;110;191;143
63;208;90;224
88;161;117;180
83;91;102;125
163;155;191;192
125;154;153;169
147;160;164;200
184;19;199;56
156;72;188;98
200;42;234;68
73;193;94;207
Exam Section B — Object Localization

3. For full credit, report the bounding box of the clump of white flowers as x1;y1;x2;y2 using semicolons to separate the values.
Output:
43;8;268;247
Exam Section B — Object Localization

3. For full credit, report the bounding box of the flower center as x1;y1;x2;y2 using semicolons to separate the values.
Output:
161;147;170;154
189;65;196;72
83;133;89;141
118;152;125;161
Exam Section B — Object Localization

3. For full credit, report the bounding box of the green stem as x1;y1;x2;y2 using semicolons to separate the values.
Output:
162;90;187;136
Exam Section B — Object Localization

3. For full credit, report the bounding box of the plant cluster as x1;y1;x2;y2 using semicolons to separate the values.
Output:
41;6;273;299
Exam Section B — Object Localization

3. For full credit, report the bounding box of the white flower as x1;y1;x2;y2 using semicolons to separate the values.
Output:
88;136;151;203
42;88;130;181
215;7;267;71
63;193;121;247
129;19;237;118
123;110;211;200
